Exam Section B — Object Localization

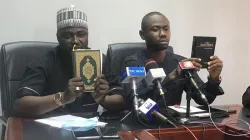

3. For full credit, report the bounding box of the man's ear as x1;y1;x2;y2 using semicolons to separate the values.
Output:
139;30;145;40
56;32;60;42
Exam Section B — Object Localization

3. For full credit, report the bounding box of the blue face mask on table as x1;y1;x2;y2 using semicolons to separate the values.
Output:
62;118;97;131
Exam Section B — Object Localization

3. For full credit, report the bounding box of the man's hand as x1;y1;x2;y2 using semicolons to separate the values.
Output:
92;74;109;104
62;77;85;104
208;56;223;81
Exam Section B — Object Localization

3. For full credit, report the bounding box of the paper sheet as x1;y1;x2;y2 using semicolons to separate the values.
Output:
168;105;205;113
190;113;211;117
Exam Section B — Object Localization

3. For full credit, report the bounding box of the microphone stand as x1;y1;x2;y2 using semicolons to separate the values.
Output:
185;73;193;118
120;78;139;122
131;78;139;117
120;98;145;122
107;87;133;123
184;71;209;118
186;88;192;118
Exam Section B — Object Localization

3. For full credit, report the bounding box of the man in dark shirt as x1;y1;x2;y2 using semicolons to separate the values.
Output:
108;12;224;110
13;6;117;117
242;87;250;108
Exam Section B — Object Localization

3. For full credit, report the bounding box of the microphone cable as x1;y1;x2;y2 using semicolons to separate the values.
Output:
136;113;151;127
161;94;168;110
208;104;250;137
181;125;198;140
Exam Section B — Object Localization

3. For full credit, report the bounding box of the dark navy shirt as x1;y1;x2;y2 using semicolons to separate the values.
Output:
16;46;106;115
242;86;250;108
111;49;224;109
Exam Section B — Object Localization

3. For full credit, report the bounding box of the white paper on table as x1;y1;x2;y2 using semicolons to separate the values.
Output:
190;113;211;117
35;115;107;129
168;106;206;113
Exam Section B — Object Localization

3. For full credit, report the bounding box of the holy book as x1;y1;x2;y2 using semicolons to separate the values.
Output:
72;49;101;92
191;36;217;68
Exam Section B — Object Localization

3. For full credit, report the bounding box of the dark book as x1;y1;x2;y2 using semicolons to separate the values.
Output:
191;36;217;68
72;49;101;92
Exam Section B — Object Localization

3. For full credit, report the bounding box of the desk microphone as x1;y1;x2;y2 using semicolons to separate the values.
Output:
144;60;167;107
179;61;208;105
144;60;166;96
138;98;176;127
120;67;146;116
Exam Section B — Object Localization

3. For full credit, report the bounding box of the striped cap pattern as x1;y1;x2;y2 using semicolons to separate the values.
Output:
57;5;88;30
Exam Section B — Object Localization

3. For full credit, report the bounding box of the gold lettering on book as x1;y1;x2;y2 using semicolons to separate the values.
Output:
198;42;214;47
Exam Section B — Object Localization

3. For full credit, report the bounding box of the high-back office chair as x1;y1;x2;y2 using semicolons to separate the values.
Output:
0;41;58;139
105;42;173;83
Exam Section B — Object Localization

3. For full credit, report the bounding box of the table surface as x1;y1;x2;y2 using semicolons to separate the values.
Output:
4;104;250;140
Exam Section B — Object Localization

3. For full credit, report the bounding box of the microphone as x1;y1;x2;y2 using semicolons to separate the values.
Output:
144;60;167;108
178;61;208;105
138;98;176;127
144;60;166;96
120;67;146;116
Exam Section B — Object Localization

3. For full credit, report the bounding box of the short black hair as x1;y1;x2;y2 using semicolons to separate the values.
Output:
141;11;166;31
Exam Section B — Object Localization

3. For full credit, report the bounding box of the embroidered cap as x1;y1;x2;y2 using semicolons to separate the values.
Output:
57;5;88;30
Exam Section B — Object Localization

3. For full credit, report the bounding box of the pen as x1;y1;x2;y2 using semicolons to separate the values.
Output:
178;106;187;110
120;111;132;122
72;44;76;51
82;103;97;107
96;127;102;137
174;105;193;112
174;105;186;109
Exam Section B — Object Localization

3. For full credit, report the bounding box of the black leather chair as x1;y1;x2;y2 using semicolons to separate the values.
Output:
105;42;173;83
0;41;58;139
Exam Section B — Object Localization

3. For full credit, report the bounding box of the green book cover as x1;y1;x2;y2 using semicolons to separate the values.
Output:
72;49;101;92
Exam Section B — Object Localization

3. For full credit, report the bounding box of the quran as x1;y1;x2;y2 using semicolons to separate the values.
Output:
72;49;101;92
191;36;217;68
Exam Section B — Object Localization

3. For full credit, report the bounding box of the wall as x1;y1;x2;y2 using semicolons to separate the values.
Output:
0;0;249;107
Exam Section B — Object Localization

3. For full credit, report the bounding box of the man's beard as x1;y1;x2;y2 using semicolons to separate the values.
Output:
60;44;89;56
147;43;169;52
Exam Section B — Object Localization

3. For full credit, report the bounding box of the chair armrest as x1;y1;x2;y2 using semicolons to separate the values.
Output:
0;116;8;126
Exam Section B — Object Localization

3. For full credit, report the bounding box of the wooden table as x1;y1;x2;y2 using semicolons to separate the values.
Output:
4;104;249;140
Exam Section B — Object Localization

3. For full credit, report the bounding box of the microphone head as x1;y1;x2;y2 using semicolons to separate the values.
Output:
144;59;159;72
138;98;160;123
178;61;195;70
120;67;146;83
138;98;145;106
144;59;166;86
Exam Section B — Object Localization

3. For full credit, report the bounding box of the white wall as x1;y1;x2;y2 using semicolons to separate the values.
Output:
0;0;249;106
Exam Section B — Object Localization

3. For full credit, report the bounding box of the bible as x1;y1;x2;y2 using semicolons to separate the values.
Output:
191;36;216;68
72;49;101;92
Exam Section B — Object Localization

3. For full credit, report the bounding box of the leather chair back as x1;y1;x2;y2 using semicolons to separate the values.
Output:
105;42;173;83
0;41;58;117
